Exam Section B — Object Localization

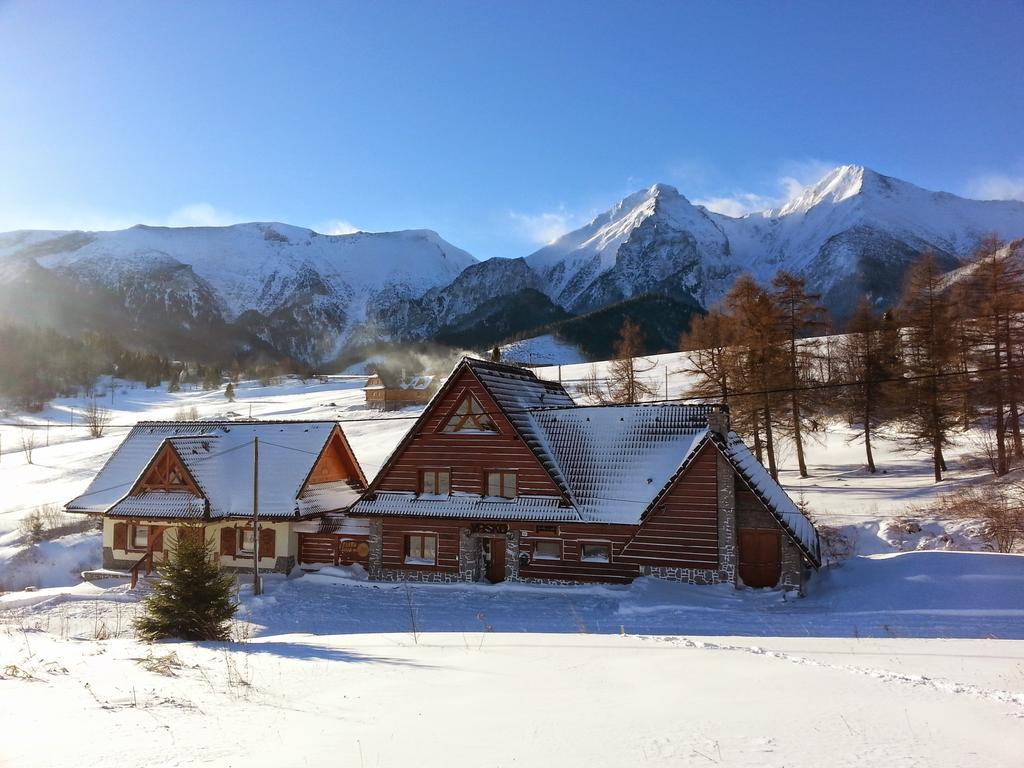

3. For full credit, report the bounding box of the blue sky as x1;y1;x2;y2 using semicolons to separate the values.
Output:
1;0;1022;259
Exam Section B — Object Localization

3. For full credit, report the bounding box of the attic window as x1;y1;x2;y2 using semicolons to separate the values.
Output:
443;395;496;433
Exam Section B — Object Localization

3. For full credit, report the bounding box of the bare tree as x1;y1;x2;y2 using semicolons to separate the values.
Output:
840;298;901;473
679;308;737;404
607;319;658;404
83;399;112;438
899;253;960;482
937;478;1024;553
20;429;36;464
772;271;827;478
575;364;610;404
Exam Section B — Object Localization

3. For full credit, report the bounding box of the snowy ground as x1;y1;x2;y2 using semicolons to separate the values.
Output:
2;367;1023;766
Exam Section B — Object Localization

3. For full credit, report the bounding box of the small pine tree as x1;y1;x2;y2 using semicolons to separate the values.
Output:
135;527;238;641
225;382;236;402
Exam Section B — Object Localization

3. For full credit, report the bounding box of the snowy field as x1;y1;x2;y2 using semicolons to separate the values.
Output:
2;366;1023;766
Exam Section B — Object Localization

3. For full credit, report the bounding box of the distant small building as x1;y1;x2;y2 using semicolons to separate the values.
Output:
363;370;438;411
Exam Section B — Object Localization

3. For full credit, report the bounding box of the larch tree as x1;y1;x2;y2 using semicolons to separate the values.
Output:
723;275;786;480
899;253;960;482
679;308;738;404
607;319;658;404
771;271;827;478
840;297;900;473
964;237;1024;475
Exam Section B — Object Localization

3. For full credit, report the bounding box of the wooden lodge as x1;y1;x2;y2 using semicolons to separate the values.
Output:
66;358;820;591
66;421;369;576
363;369;438;411
349;358;821;590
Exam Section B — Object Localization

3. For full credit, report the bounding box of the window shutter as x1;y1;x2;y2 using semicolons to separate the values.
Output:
113;522;127;550
260;527;276;559
220;527;236;557
151;526;165;551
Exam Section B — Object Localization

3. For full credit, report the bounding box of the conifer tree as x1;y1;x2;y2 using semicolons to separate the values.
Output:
899;253;959;482
964;237;1024;475
771;271;827;477
607;319;658;403
724;275;786;479
680;308;737;404
225;382;236;402
135;526;238;642
840;297;900;473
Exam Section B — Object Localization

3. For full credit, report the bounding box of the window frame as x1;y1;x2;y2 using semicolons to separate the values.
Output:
237;527;255;557
439;390;499;434
128;524;150;552
579;541;612;563
418;468;451;496
404;533;438;566
532;539;562;561
484;470;518;499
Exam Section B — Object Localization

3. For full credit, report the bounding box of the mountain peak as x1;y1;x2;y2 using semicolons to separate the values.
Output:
776;165;873;216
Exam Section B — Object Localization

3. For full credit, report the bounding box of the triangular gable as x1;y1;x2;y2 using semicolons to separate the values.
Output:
131;441;204;498
300;424;368;492
365;359;571;502
435;389;501;434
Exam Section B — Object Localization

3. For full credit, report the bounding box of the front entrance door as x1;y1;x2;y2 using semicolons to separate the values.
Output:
485;538;507;583
738;528;781;588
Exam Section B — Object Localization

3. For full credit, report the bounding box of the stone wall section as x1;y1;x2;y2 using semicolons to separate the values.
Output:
735;487;806;592
716;453;737;585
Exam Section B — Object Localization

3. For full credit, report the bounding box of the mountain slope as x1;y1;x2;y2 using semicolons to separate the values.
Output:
0;223;475;364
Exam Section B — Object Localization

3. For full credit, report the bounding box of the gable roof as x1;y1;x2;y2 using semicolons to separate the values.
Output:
365;357;577;498
713;431;821;567
67;420;366;520
530;405;712;524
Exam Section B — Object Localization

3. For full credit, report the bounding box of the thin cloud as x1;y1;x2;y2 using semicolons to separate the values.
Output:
0;203;251;233
508;207;584;245
314;218;361;235
965;173;1024;202
694;159;838;217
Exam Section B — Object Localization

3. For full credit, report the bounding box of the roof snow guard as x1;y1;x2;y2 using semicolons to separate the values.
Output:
714;431;821;567
66;420;364;520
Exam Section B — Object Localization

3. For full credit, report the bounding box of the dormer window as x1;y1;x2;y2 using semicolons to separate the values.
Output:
443;394;496;433
419;469;451;495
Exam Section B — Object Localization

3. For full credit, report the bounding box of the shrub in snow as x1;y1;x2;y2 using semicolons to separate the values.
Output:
135;527;238;642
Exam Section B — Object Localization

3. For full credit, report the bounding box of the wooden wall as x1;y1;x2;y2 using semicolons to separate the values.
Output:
380;518;462;573
518;523;640;583
618;443;720;570
374;368;563;497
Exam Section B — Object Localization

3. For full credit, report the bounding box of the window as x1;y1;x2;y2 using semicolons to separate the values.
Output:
130;524;149;550
443;394;496;433
486;471;517;499
533;540;561;560
580;542;611;563
419;469;451;495
405;534;437;565
238;528;255;555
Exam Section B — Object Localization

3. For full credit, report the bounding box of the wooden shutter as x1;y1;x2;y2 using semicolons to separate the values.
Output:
151;526;165;551
113;522;127;550
260;527;276;559
220;527;236;556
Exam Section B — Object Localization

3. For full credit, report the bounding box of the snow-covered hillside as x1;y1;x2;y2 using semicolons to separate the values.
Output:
2;361;1023;767
0;224;475;363
3;166;1022;363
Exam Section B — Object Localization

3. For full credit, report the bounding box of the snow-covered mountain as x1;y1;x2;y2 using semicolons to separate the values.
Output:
517;166;1024;322
2;165;1023;364
0;223;474;363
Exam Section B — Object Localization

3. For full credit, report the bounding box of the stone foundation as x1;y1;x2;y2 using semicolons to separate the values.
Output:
377;568;471;583
640;565;723;585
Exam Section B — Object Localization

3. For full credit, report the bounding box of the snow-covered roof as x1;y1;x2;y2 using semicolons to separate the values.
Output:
715;431;821;566
66;420;364;520
465;358;577;498
531;405;712;524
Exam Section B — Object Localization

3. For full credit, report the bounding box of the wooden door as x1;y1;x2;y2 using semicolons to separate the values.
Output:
486;538;507;583
738;528;781;588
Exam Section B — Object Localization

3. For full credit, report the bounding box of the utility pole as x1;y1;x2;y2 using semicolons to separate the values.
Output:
252;437;261;596
664;367;668;400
